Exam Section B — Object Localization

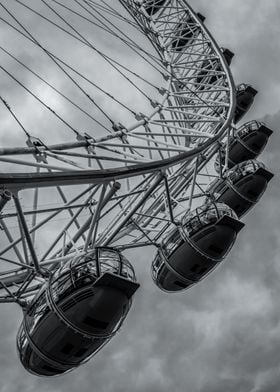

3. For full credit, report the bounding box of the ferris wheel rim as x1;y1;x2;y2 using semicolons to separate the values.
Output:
0;0;236;177
0;113;232;189
0;0;241;303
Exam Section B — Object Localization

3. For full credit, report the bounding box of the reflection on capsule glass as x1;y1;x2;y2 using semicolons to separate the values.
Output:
234;84;258;123
17;248;139;377
209;160;273;218
151;203;244;292
215;121;273;170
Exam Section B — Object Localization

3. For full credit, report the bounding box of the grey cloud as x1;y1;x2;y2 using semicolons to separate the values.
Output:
0;1;280;392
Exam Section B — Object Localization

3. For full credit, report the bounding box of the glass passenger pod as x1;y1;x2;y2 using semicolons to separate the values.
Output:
215;121;273;170
196;48;235;88
171;12;206;52
151;203;244;293
143;0;168;16
234;84;258;123
222;48;235;66
17;248;140;377
209;160;274;218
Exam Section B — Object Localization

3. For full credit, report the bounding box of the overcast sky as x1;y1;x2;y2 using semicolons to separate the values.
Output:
0;1;280;391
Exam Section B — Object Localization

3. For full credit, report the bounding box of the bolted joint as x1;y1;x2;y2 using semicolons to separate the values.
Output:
112;122;128;142
76;132;96;145
39;267;52;279
26;136;47;163
0;189;12;213
199;152;207;161
135;112;148;124
0;189;12;201
162;73;171;81
158;87;168;96
172;219;180;228
112;181;121;191
143;24;153;32
150;29;160;37
76;132;96;154
162;59;170;67
150;99;162;109
18;298;29;309
112;122;126;133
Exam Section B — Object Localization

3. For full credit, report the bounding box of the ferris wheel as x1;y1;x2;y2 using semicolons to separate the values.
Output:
0;0;273;377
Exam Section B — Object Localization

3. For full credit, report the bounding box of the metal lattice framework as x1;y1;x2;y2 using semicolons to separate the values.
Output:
0;0;236;304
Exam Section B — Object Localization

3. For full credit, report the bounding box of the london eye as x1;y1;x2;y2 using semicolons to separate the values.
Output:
0;0;274;378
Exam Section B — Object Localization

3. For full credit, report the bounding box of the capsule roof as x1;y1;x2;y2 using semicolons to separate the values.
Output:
234;84;258;123
237;83;258;96
159;202;244;263
151;202;244;293
55;247;137;283
197;13;206;23
237;121;273;138
226;160;273;183
215;121;273;170
208;160;274;217
221;48;235;66
181;202;241;237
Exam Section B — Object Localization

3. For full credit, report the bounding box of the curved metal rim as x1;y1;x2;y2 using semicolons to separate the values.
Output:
0;0;236;188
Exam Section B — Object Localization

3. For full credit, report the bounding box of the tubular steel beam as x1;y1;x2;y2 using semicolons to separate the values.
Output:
0;185;97;259
103;174;164;246
0;138;229;191
0;190;12;213
60;182;121;255
13;195;42;274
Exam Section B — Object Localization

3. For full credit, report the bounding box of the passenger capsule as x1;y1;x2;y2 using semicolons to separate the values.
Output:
208;160;274;218
234;84;258;123
196;48;234;87
17;248;139;377
151;203;244;292
222;48;235;66
144;0;168;16
215;121;273;170
171;13;205;52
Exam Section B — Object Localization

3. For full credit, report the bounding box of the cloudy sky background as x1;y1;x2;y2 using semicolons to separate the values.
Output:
0;0;280;391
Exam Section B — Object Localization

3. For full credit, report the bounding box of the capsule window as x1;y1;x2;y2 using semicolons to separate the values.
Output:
42;365;56;372
42;364;62;373
208;244;223;255
174;280;188;289
194;226;216;242
233;204;241;213
237;176;253;186
199;267;208;275
244;131;257;140
83;316;109;330
252;143;261;150
61;342;74;355
61;298;75;312
190;264;199;273
75;347;88;358
62;289;93;311
246;189;259;198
